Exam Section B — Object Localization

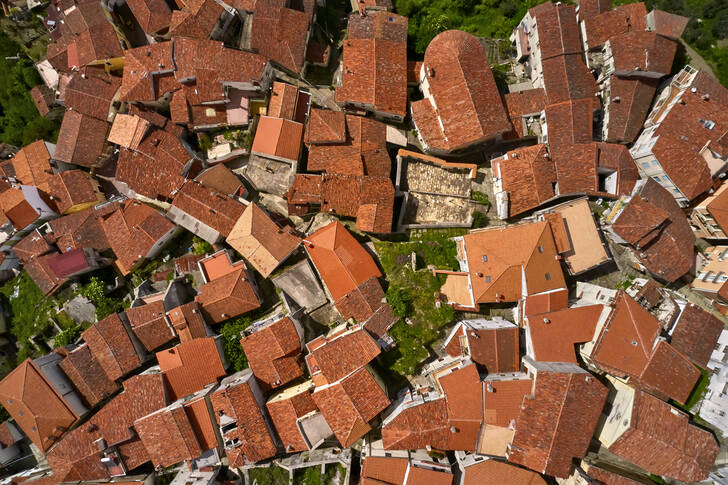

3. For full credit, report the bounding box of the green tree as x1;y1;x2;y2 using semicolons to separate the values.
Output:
219;317;251;371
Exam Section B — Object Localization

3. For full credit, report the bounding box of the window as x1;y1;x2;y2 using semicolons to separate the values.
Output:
652;176;661;182
537;246;543;253
651;160;659;166
545;273;551;280
482;255;488;262
485;276;491;283
642;162;650;169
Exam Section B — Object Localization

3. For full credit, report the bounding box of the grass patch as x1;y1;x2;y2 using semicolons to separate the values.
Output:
672;366;712;412
248;466;291;485
471;190;490;205
374;232;459;376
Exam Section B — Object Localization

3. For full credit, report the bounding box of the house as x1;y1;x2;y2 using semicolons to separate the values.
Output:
600;76;659;144
503;88;547;139
125;0;173;39
47;170;105;215
531;198;611;274
30;85;56;116
125;301;176;352
54;111;111;168
382;359;532;456
0;356;87;452
456;455;547;485
669;302;724;369
209;369;278;466
336;11;408;121
394;149;478;230
542;98;598;149
45;372;168;482
240;315;304;391
58;344;118;408
443;318;520;373
306;325;390;447
266;380;323;453
168;0;238;42
250;116;304;164
581;2;647;51
597;377;718;482
0;140;56;194
156;337;227;400
45;247;109;279
134;385;220;468
100;199;177;275
267;81;311;122
359;456;454;485
121;38;272;131
691;246;728;303
689;182;728;239
304;221;397;339
107;114;151;150
630;66;728;206
602;31;677;79
606;178;695;283
166;302;210;343
168;181;246;244
410;30;511;154
0;183;57;252
195;250;261;324
435;221;566;310
226;203;300;278
506;359;608;478
81;313;146;381
645;9;689;39
195;164;245;198
250;0;312;74
62;71;121;122
581;291;700;404
699;328;728;436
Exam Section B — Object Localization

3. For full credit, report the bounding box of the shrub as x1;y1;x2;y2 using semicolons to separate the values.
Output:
471;191;490;205
219;317;251;371
472;210;488;228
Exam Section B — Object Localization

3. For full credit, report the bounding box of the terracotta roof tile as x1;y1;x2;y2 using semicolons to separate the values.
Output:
532;3;582;60
250;0;310;74
304;108;346;145
108;114;151;150
134;404;202;468
583;3;647;48
13;230;54;263
125;301;174;352
63;72;120;121
462;459;546;485
492;144;556;217
611;179;695;282
638;339;700;403
195;266;261;324
30;85;55;116
526;305;603;363
169;0;223;40
608;31;677;76
251;116;304;162
544;98;596;151
0;359;79;452
445;323;520;373
381;397;450;450
54;111;108;168
114;151;186;202
266;382;317;452
648;9;689;39
82;313;142;381
0;140;54;194
609;391;718;482
411;30;511;152
171;181;246;238
226;203;301;277
604;76;659;144
307;327;380;384
240;317;303;391
670;303;724;368
157;337;226;400
59;344;118;407
542;53;598;105
508;363;608;478
167;302;208;343
313;367;389;447
360;457;409;485
25;254;67;296
305;221;382;301
210;371;277;465
504;88;547;138
577;0;610;21
267;82;299;120
47;170;103;215
126;0;172;34
336;11;407;118
483;378;533;429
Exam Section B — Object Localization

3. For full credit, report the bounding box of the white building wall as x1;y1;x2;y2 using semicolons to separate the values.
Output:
699;329;728;434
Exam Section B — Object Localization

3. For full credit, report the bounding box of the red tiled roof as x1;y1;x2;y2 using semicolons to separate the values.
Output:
411;30;511;152
108;114;151;150
492;144;556;217
0;359;79;452
305;221;382;301
608;31;677;76
226;202;301;278
307;328;380;384
30;85;54;116
304;108;346;145
101;199;175;275
462;459;547;485
445;323;520;373
13;230;54;263
542;53;598;105
438;364;483;451
54;111;108;168
670;303;725;368
523;288;569;317
250;0;310;74
583;3;647;48
462;221;566;304
210;371;277;465
504;88;547;138
59;344;118;408
266;383;318;452
609;391;718;482
508;364;608;478
157;337;226;400
577;0;610;21
544;98;596;151
240;317;303;391
638;339;700;403
167;301;208;343
125;301;174;352
195;266;261;324
611;179;695;282
126;0;172;34
526;305;603;363
82;313;142;381
25;254;67;296
336;11;408;118
171;181;246;238
605;76;659;144
532;3;582;60
134;404;202;468
0;140;54;194
268;82;300;120
63;72;120;121
381;397;450;450
312;367;390;447
648;9;689;39
360;457;409;485
47;170;102;214
483;378;533;428
252;116;304;162
169;0;223;40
